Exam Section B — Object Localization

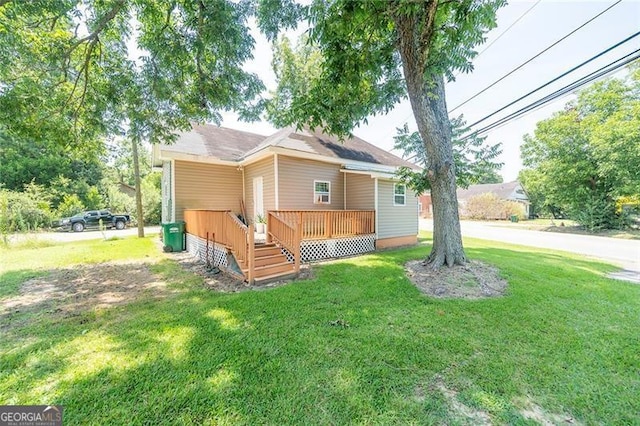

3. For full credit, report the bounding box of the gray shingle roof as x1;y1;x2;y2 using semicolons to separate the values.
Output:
162;123;417;169
456;181;522;201
161;124;265;161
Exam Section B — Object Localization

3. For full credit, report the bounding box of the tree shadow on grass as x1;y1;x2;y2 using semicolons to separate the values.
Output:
1;248;639;424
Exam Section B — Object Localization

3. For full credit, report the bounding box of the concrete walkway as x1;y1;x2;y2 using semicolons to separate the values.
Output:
420;219;640;284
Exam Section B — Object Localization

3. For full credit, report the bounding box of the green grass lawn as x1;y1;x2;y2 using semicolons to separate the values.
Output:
1;234;639;424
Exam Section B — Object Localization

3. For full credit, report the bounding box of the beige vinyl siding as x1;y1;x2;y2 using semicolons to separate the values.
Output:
345;173;374;210
244;156;275;222
377;180;418;239
174;160;243;221
278;155;344;210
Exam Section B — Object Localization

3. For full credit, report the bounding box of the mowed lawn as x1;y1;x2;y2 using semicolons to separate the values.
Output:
1;234;639;424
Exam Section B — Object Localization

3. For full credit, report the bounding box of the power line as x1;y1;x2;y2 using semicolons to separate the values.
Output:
476;0;542;57
466;53;640;138
466;30;640;129
448;0;622;113
461;53;640;139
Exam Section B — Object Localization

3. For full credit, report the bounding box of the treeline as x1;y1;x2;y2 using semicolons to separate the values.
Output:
519;68;640;230
0;134;160;232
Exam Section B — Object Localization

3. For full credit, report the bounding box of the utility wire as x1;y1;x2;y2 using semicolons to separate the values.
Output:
466;30;640;129
474;52;640;134
476;0;542;57
461;53;640;139
467;53;640;137
448;0;622;113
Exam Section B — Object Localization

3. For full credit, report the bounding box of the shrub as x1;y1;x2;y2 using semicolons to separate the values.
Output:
504;201;527;220
141;173;161;225
84;186;104;210
56;194;86;218
462;192;526;220
0;188;53;232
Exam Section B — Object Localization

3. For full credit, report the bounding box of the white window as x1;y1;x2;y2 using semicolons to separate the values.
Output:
314;180;330;204
394;183;406;206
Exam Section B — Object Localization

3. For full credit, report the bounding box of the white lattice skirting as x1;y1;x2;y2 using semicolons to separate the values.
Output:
301;234;375;262
186;233;228;268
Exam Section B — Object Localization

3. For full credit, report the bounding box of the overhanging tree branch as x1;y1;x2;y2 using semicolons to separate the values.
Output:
66;0;125;55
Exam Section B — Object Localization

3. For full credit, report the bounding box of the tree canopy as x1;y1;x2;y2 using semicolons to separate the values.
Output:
0;0;264;147
519;66;640;229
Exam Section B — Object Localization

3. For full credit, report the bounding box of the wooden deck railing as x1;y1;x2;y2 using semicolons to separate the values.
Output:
270;210;375;240
266;212;301;274
183;209;254;281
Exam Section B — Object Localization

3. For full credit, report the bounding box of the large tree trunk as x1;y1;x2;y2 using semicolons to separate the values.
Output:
395;9;466;269
416;77;466;268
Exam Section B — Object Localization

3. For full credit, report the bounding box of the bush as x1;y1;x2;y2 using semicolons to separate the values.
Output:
462;192;526;220
141;173;161;225
0;188;53;232
56;194;85;218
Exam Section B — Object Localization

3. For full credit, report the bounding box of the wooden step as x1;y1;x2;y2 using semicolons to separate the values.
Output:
254;271;298;285
254;245;283;257
254;253;289;267
254;261;296;279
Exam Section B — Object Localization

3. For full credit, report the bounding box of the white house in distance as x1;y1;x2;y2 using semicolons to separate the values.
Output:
153;123;420;283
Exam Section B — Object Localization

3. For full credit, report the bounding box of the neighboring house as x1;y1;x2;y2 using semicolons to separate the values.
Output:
118;182;136;198
152;124;420;283
457;181;530;219
419;182;530;220
418;194;432;218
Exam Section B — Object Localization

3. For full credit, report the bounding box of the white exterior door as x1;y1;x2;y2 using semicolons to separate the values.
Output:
253;176;264;219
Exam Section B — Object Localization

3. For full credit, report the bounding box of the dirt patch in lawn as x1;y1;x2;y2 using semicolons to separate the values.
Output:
1;261;173;331
405;259;507;299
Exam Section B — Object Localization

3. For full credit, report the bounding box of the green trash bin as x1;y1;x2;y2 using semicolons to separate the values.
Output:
162;221;186;252
510;215;519;223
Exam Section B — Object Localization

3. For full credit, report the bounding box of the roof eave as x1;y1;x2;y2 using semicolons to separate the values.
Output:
156;148;239;166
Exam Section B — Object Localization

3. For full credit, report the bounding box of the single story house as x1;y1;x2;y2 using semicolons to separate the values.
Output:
153;124;419;283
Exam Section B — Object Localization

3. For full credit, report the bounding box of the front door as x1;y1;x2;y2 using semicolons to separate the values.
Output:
253;176;264;220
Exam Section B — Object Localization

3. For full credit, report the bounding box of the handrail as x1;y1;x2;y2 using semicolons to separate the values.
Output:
184;209;254;282
267;212;301;274
270;210;375;240
224;211;250;266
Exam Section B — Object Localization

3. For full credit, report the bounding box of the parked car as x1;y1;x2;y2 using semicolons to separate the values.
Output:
54;210;131;232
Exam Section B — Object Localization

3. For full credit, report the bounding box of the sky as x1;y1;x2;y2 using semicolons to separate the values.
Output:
218;0;640;182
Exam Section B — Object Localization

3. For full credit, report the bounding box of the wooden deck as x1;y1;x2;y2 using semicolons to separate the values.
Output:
184;209;375;283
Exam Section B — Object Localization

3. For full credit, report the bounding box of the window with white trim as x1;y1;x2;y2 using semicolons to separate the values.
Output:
393;183;406;206
314;180;330;204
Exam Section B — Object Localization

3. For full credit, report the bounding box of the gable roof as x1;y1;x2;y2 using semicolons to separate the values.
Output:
157;123;418;170
160;124;265;162
456;181;526;201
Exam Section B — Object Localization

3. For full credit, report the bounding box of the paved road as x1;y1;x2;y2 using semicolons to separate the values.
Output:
420;219;640;282
8;226;161;244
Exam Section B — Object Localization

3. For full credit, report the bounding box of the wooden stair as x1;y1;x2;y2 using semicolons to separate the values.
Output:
241;243;297;284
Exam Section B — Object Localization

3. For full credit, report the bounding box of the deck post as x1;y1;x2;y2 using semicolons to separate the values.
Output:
248;223;255;284
295;219;302;274
324;211;331;239
266;211;272;243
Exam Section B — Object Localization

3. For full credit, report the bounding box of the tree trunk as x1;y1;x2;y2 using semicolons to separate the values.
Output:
417;77;466;268
131;137;145;238
395;11;466;269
